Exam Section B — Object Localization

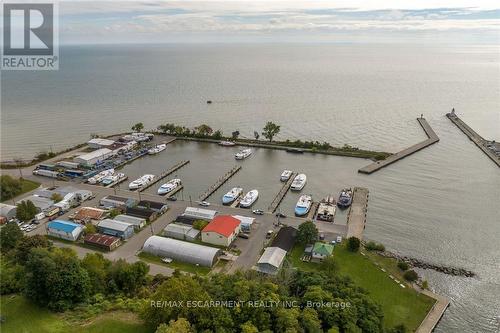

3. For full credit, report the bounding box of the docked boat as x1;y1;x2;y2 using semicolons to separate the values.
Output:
239;190;259;208
87;168;114;184
219;140;236;146
337;188;353;208
235;149;252;160
280;170;292;182
317;195;337;222
222;187;243;205
290;173;307;191
295;194;312;216
128;174;155;190
147;144;167;155
101;172;125;186
157;178;182;195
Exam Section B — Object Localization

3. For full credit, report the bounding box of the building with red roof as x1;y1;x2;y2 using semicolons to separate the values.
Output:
201;215;241;247
84;233;121;251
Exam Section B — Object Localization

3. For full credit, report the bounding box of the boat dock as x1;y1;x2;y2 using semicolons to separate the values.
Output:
268;172;297;213
198;165;242;201
358;117;439;174
306;202;319;220
416;289;450;333
138;160;190;192
164;185;183;199
104;175;128;188
346;187;369;239
446;112;500;167
230;195;243;208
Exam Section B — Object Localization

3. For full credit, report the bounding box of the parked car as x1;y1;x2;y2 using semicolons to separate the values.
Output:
266;230;274;239
275;212;286;218
336;236;342;243
238;233;249;239
252;209;264;215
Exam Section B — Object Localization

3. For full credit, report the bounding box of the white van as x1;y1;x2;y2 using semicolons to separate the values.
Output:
35;212;45;221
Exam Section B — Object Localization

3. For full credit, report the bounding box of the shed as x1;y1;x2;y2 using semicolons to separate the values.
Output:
311;242;334;262
271;226;297;252
73;207;108;223
100;195;136;209
163;223;200;241
97;219;134;239
182;207;217;221
137;200;168;214
126;207;158;221
232;215;255;231
47;220;83;241
73;148;114;166
84;233;121;251
142;236;221;267
201;215;240;247
87;138;115;149
114;214;146;230
0;203;17;220
16;195;53;212
256;247;287;275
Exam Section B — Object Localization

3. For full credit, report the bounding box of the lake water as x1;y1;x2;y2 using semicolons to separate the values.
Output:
1;43;499;331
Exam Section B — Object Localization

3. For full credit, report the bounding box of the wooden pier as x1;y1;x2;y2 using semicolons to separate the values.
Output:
198;165;242;201
306;202;319;220
446;112;500;167
138;160;190;192
163;185;183;199
230;195;243;208
268;172;297;213
346;187;369;240
358;118;439;174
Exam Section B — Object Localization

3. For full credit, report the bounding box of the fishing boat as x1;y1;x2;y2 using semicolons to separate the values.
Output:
87;168;114;184
101;172;126;186
219;140;236;146
222;187;243;205
290;173;307;191
157;179;182;195
317;195;337;222
147;144;167;155
337;188;353;208
280;170;292;181
128;174;155;190
235;148;252;160
239;190;259;208
295;194;312;216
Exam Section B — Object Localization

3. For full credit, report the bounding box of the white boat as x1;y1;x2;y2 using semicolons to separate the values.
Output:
235;149;252;160
101;172;125;186
280;170;292;182
219;140;236;146
291;173;307;191
157;179;182;195
295;194;312;216
128;174;155;190
88;168;114;184
222;187;243;205
148;144;167;155
239;190;259;208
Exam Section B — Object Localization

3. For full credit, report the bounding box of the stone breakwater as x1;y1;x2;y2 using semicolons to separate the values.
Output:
378;251;476;278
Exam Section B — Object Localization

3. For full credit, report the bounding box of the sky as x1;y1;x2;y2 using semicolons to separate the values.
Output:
40;1;500;44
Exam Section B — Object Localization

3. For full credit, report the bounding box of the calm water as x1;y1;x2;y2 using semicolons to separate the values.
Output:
1;44;499;331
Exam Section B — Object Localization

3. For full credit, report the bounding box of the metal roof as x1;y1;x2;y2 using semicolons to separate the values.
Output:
48;220;81;233
114;214;146;226
98;219;134;232
75;148;113;161
84;233;120;246
257;247;287;269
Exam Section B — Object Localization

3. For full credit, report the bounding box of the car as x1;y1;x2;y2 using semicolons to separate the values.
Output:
166;197;177;201
266;230;274;239
330;240;336;245
238;233;249;239
275;212;286;218
336;236;342;243
319;233;325;241
252;209;264;215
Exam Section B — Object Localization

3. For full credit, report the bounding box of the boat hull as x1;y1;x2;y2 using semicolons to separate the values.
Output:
294;206;310;216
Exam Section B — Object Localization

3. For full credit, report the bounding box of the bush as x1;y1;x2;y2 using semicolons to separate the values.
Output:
397;261;409;271
365;241;385;251
421;280;429;290
403;270;418;282
346;237;360;252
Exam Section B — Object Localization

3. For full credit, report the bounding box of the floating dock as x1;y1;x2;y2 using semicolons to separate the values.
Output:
198;165;242;201
268;172;297;213
358;118;439;174
446;112;499;167
346;187;369;240
138;160;190;192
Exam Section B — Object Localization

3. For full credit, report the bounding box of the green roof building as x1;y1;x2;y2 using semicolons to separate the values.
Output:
312;242;334;262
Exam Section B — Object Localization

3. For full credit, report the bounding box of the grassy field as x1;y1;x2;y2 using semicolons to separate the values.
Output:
1;178;40;203
289;243;435;331
0;295;152;333
138;251;211;275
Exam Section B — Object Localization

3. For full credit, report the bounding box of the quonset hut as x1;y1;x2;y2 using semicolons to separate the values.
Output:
142;236;221;267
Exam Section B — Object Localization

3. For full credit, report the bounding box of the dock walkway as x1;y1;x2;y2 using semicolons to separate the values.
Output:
446;112;499;167
346;187;369;239
198;165;242;201
268;172;297;213
358;118;439;174
138;160;190;192
415;289;450;333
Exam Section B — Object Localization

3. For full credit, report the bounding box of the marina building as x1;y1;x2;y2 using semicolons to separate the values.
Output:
126;207;158;221
201;215;241;247
47;220;83;241
16;195;54;212
84;233;121;251
97;219;134;239
256;247;287;275
182;207;217;221
87;138;115;149
73;148;114;167
114;214;146;230
100;195;136;209
137;200;168;214
163;223;200;241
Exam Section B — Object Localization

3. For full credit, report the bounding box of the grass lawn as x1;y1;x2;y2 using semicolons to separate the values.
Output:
138;251;211;275
0;295;152;333
289;244;435;331
1;178;40;203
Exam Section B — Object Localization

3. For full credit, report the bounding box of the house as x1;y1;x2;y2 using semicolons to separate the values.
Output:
100;195;136;209
73;148;114;167
84;233;121;251
137;200;168;214
97;219;134;239
163;223;200;241
87;138;115;149
271;226;297;252
232;215;255;232
182;207;217;221
126;207;158;221
201;215;241;247
114;214;146;230
16;195;53;212
142;236;221;267
72;207;108;223
311;242;334;262
0;203;17;220
256;247;287;275
47;220;83;241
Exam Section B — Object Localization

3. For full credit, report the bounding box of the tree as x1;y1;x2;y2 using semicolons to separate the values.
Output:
300;308;322;333
84;224;97;234
50;193;63;203
81;253;112;295
16;200;38;222
157;123;176;135
262;121;281;142
0;223;23;252
231;130;240;139
132;122;144;133
403;270;418;282
0;175;22;201
397;261;409;271
241;321;259;333
212;130;223;140
296;221;318;244
321;256;338;275
275;307;300;333
421;280;429;290
156;318;193;333
108;259;149;294
195;124;213;136
14;235;52;263
193;220;209;231
253;131;260;140
346;237;360;252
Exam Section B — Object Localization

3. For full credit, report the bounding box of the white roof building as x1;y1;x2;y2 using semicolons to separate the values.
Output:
114;214;146;230
16;195;54;212
182;207;217;220
232;215;255;229
163;223;200;241
256;247;287;275
73;148;114;166
87;138;115;149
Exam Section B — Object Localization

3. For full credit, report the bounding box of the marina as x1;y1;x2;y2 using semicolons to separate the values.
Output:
346;187;369;239
268;171;297;213
198;165;242;201
138;160;190;192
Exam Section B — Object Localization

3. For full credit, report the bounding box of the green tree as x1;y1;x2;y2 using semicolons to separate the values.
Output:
300;308;322;333
193;220;209;231
108;259;149;294
157;123;176;135
132;122;145;132
397;261;409;271
0;175;22;201
155;318;193;333
81;253;112;295
212;130;223;140
403;270;418;282
195;124;213;136
84;224;97;234
14;235;52;263
262;121;281;142
275;307;300;333
296;221;318;244
321;255;338;275
346;237;360;252
231;130;240;139
421;280;429;290
241;321;259;333
0;223;23;252
16;200;38;221
0;260;25;294
50;193;63;203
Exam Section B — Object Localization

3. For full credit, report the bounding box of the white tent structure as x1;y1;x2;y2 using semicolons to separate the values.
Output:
142;236;221;267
